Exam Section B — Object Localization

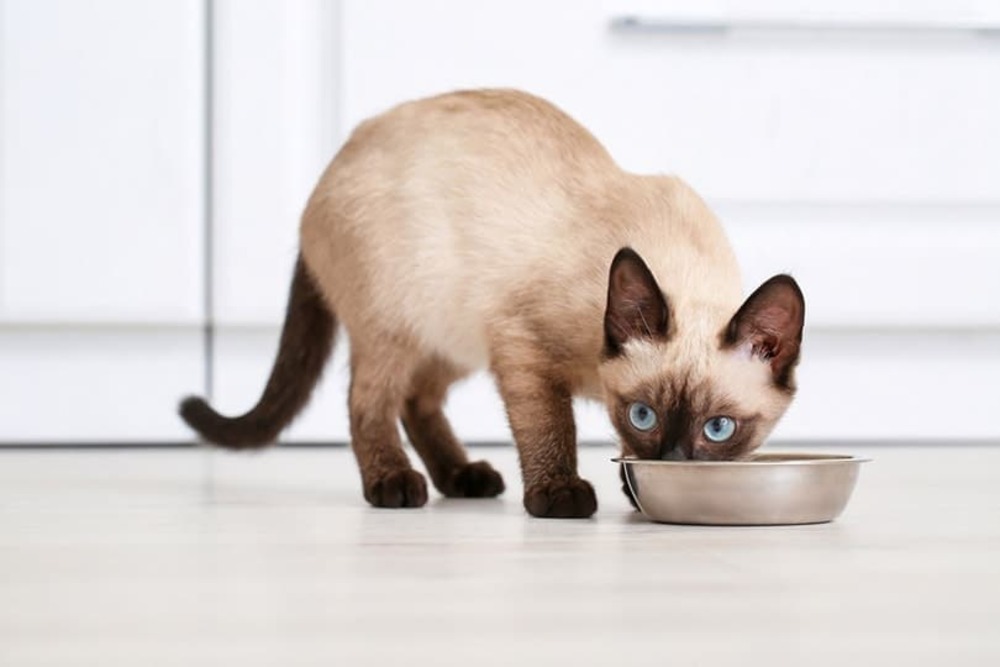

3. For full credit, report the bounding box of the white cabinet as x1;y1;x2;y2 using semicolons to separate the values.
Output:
0;327;204;442
0;0;206;442
209;0;1000;442
348;0;1000;202
211;0;333;326
0;0;205;324
5;1;993;443
206;0;346;441
342;0;1000;202
339;0;1000;329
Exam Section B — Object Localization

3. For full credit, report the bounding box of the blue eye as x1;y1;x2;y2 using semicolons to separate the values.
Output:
703;416;736;442
627;402;658;432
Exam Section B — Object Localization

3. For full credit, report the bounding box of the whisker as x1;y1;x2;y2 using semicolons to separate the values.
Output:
636;305;652;336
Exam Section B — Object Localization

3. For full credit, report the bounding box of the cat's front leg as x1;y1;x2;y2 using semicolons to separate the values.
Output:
492;343;597;519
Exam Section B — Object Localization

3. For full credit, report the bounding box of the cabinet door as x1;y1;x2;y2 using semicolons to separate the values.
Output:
211;0;332;326
0;0;205;324
340;0;1000;329
208;0;347;440
334;0;1000;441
0;328;205;443
0;0;206;443
342;0;1000;203
209;0;1000;443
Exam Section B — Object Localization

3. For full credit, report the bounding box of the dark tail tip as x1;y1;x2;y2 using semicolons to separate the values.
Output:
177;256;336;449
178;395;277;450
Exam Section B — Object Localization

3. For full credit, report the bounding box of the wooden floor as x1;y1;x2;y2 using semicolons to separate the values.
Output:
1;443;998;666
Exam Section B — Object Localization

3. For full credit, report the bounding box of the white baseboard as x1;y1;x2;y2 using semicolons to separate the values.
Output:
3;326;994;443
0;327;204;442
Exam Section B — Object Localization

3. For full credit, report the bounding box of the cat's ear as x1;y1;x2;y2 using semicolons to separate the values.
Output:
723;274;805;389
604;248;670;356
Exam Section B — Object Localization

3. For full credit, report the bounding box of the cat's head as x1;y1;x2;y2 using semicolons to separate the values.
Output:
598;248;804;461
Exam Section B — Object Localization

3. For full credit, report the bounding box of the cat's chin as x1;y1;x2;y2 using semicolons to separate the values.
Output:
652;450;680;461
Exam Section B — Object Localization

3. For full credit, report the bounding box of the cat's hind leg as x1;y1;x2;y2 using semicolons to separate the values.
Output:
401;358;505;498
348;338;428;508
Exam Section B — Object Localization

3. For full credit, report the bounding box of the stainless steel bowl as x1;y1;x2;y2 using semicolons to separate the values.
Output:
615;453;870;526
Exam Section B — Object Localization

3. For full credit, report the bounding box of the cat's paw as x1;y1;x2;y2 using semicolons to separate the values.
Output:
619;463;640;510
621;482;640;510
365;469;428;508
524;477;597;519
442;461;506;498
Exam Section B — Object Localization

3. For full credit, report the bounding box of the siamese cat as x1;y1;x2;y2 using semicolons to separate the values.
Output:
180;89;805;519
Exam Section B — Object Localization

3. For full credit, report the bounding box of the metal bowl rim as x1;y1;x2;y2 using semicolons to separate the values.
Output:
612;453;872;467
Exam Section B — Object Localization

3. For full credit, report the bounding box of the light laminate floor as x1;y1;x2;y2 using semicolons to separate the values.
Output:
1;444;998;666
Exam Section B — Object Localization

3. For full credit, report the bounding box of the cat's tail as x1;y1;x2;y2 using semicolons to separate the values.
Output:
178;254;336;449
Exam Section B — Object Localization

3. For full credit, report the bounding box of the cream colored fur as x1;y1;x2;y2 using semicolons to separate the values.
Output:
303;90;744;380
292;90;797;517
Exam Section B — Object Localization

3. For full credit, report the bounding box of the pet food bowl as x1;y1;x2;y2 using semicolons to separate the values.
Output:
615;453;869;526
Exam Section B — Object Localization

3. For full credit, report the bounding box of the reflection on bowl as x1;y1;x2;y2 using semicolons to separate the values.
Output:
615;453;870;526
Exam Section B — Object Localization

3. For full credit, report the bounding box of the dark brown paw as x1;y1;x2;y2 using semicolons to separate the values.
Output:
365;469;428;508
619;463;640;510
441;461;505;498
524;477;597;518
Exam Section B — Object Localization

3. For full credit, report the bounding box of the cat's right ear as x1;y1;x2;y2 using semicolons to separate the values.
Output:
722;274;805;390
604;248;670;356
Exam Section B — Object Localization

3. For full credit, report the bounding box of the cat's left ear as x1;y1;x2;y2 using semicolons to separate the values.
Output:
604;248;670;356
723;274;805;389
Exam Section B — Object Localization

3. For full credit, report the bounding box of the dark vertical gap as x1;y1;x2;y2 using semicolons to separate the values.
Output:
201;0;216;499
202;0;215;403
0;2;7;308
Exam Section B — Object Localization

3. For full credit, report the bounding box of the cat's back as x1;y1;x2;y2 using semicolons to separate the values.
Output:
299;89;734;371
300;89;623;366
305;88;620;262
345;88;614;174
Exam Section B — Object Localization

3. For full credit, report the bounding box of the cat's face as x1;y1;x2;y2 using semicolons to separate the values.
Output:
598;248;805;461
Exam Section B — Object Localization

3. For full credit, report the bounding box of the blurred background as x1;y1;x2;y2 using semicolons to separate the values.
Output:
1;0;998;446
